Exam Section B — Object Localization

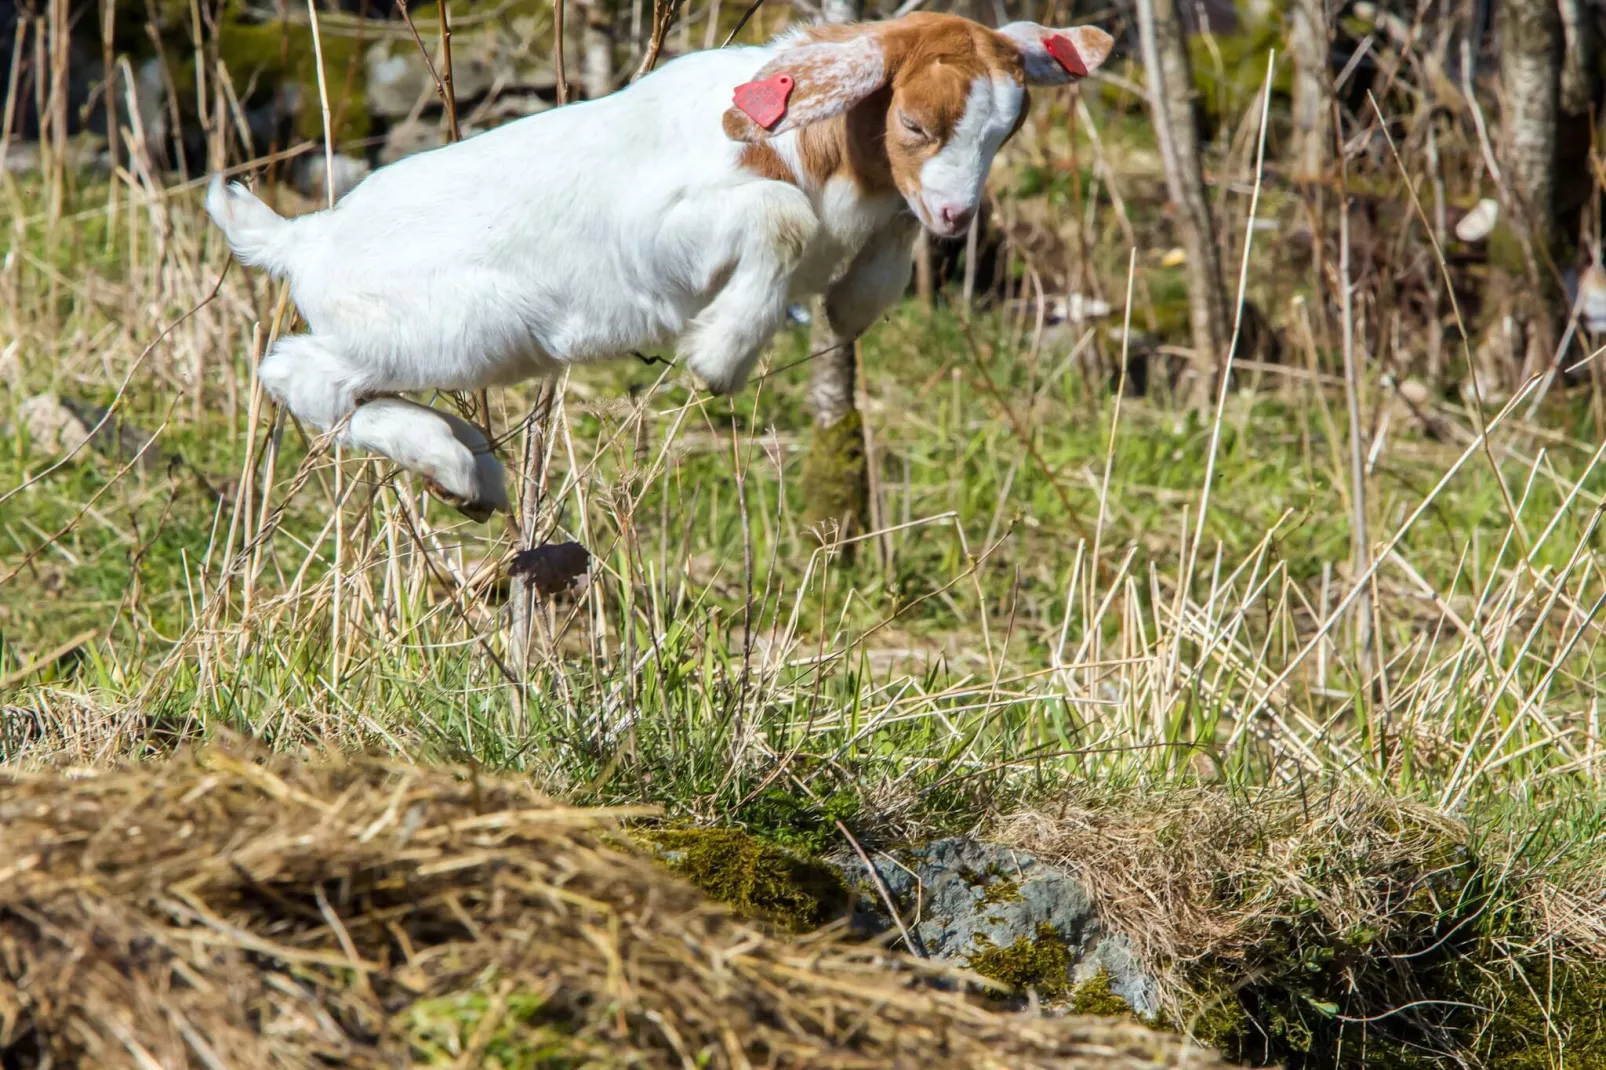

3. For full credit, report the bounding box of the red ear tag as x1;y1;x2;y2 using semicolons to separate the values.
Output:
733;73;794;130
1043;34;1088;77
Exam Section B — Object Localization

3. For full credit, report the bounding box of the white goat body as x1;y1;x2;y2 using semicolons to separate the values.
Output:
208;14;1112;519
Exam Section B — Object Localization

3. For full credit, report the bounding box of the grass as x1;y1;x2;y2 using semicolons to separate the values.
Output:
7;262;1604;809
1;742;1240;1069
4;64;1606;1065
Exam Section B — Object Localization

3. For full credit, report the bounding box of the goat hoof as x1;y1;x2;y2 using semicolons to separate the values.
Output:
423;477;498;523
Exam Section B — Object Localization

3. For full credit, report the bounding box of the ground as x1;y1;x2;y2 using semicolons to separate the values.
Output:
4;28;1606;1064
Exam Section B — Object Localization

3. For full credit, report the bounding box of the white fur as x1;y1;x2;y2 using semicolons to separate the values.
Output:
206;22;1101;519
916;75;1024;237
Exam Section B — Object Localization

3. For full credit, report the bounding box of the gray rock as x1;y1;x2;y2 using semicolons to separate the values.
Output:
14;394;165;470
17;394;92;455
366;44;433;120
379;118;448;165
294;153;371;202
834;837;1159;1016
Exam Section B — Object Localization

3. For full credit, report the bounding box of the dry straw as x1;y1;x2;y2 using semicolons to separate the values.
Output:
0;740;1239;1069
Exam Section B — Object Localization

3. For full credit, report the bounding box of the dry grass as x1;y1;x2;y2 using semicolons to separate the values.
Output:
0;739;1239;1069
998;789;1474;979
5;4;1606;1065
995;784;1606;1062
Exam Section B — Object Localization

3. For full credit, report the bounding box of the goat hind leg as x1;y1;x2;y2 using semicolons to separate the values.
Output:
258;335;507;520
348;399;509;521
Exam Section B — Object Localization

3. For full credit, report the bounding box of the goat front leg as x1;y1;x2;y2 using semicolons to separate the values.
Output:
824;213;919;342
679;186;820;395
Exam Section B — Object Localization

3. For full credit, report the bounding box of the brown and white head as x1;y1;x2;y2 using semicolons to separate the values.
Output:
724;13;1114;238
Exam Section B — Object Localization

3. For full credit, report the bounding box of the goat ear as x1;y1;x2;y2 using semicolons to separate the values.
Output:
998;23;1114;85
723;33;887;142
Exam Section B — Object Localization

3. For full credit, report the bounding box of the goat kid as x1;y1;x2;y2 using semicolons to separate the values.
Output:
207;13;1113;520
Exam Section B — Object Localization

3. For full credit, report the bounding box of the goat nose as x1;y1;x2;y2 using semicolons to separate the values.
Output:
940;204;976;230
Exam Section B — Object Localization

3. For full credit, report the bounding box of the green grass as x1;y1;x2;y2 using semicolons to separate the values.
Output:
5;162;1606;1066
5;203;1606;801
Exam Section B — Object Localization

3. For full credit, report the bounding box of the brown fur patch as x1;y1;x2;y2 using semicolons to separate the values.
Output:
738;141;797;183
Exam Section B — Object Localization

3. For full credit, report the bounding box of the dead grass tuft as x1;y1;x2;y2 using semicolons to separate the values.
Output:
0;740;1240;1069
997;788;1475;987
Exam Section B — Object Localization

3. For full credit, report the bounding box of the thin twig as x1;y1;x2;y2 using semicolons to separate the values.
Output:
438;0;462;141
554;0;571;103
834;819;922;957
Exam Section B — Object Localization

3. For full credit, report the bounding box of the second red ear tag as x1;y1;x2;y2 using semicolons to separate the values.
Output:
1043;34;1088;77
733;73;795;130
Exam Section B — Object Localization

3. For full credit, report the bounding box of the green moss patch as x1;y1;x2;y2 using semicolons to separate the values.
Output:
800;410;869;539
957;861;1025;905
1067;970;1133;1017
405;984;591;1068
1468;958;1606;1069
966;924;1072;999
979;877;1024;905
732;786;860;857
644;827;850;934
218;21;370;144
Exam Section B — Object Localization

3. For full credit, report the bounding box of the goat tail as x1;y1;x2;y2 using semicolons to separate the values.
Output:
206;175;296;276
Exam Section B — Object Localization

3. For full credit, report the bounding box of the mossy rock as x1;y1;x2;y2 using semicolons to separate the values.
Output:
979;876;1024;905
967;923;1073;1000
217;19;370;144
159;8;370;146
1467;958;1606;1069
801;409;870;540
643;827;850;934
1068;969;1137;1017
1189;19;1293;124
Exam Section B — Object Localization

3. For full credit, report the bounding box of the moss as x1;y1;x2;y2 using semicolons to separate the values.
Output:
800;409;869;541
1067;970;1132;1017
405;983;590;1067
1189;19;1293;127
966;924;1072;999
1147;278;1194;343
219;20;369;144
733;786;860;857
951;862;1024;905
163;9;369;146
978;878;1024;905
1485;222;1530;277
1179;990;1253;1056
644;827;849;934
1468;958;1606;1069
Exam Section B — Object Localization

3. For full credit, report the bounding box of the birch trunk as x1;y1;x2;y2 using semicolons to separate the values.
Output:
1288;0;1330;179
802;0;870;546
1559;0;1593;116
1134;0;1231;407
1496;0;1561;381
581;0;615;100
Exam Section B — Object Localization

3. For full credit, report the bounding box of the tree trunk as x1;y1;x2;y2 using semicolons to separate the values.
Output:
1288;0;1330;180
1491;0;1561;383
581;0;615;100
1559;0;1593;116
802;0;870;546
1134;0;1231;408
914;230;933;307
820;0;859;25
